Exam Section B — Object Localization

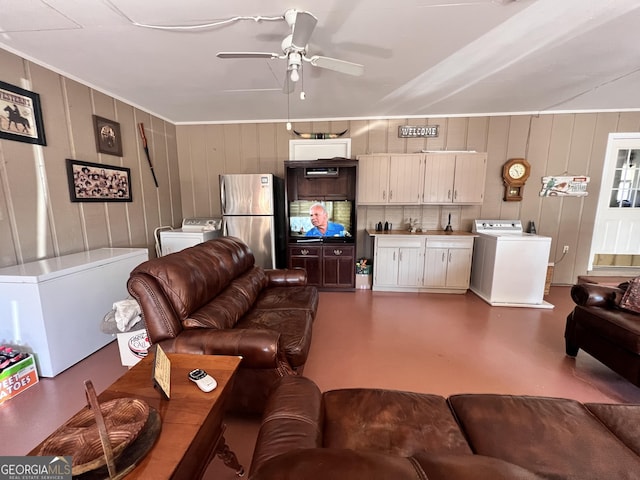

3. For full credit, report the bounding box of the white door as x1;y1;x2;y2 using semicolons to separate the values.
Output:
589;133;640;269
445;248;473;289
397;246;423;286
357;154;390;204
374;247;398;286
423;247;448;287
388;154;423;204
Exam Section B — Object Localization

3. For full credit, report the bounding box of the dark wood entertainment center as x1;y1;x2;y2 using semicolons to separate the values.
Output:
285;158;358;290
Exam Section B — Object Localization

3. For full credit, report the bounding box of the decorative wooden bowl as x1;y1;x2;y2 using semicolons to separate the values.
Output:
39;396;150;475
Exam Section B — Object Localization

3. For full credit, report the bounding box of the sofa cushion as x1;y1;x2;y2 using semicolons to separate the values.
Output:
322;389;472;456
183;266;267;329
412;452;546;480
585;403;640;457
449;394;640;480
254;286;319;314
573;305;640;354
237;309;313;368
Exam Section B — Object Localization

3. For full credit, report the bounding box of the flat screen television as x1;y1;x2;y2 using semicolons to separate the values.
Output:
289;199;353;242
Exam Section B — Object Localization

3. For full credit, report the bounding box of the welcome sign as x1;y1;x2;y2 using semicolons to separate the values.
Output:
398;125;439;138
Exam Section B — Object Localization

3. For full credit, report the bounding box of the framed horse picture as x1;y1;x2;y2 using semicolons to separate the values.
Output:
0;80;47;146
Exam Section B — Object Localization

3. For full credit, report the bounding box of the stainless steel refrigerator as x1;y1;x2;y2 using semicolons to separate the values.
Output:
220;173;286;269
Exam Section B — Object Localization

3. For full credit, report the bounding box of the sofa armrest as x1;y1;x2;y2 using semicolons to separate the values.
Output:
250;376;323;476
265;268;308;287
155;328;282;369
570;283;624;307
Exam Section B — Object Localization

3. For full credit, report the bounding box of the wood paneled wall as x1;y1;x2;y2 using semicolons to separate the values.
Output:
0;49;181;267
3;46;639;285
177;114;640;285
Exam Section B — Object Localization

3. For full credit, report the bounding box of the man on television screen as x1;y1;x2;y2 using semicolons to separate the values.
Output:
306;203;346;237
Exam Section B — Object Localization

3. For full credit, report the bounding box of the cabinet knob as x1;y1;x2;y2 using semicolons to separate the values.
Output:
333;249;343;255
301;249;309;255
448;190;452;200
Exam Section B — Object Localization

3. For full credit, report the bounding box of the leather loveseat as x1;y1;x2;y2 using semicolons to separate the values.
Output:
127;236;318;413
565;281;640;388
249;376;640;479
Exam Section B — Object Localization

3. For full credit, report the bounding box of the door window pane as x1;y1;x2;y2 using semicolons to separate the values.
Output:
609;149;640;207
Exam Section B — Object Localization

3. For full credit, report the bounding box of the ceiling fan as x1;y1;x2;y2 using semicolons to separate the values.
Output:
216;9;365;93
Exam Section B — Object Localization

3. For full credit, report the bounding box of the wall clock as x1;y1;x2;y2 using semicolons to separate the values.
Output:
502;158;531;201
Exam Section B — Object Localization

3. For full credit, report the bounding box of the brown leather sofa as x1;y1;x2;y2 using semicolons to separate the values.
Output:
249;376;640;479
127;236;318;413
565;282;640;387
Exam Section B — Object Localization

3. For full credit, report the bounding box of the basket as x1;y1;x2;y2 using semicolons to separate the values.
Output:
39;389;150;475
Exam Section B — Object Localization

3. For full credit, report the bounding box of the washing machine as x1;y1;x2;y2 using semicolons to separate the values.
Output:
470;220;553;308
159;218;221;255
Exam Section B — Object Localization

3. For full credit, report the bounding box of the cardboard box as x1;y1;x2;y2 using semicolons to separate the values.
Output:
0;355;39;404
116;328;151;367
356;273;372;290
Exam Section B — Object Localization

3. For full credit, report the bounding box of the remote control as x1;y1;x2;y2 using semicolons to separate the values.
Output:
188;369;217;392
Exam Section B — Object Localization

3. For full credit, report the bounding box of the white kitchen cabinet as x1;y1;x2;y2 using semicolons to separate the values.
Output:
423;237;474;292
357;154;423;205
373;236;423;290
0;248;148;377
422;152;487;204
370;232;475;293
357;154;390;204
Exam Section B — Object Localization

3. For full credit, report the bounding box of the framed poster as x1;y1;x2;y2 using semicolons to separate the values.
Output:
93;115;123;156
0;80;47;145
66;159;132;202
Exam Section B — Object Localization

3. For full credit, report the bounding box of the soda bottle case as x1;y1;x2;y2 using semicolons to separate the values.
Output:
0;346;38;404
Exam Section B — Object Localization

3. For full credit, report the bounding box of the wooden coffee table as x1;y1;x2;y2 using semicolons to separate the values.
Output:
31;353;244;479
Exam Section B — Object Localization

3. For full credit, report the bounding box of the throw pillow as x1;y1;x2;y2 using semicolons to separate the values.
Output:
619;276;640;314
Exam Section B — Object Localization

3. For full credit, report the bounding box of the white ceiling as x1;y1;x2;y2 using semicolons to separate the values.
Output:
1;0;640;124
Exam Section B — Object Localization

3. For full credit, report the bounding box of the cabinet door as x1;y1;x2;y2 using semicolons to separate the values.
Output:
357;154;390;204
323;246;355;288
374;247;398;286
388;154;423;204
445;247;472;288
453;153;487;204
397;246;423;286
422;154;456;203
289;246;322;286
423;247;448;287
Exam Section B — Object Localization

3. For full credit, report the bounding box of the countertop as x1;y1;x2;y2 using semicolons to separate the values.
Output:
366;229;477;237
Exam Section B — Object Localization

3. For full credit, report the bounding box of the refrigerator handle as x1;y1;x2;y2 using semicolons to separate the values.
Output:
220;178;226;213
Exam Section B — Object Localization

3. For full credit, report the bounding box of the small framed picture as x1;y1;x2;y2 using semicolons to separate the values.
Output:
0;80;47;146
93;115;123;156
66;159;132;202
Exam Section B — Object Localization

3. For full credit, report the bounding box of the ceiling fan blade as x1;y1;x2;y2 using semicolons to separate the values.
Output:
217;52;280;59
307;55;364;76
291;11;317;49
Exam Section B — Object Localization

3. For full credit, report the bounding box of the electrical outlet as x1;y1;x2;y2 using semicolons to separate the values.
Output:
562;245;570;254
